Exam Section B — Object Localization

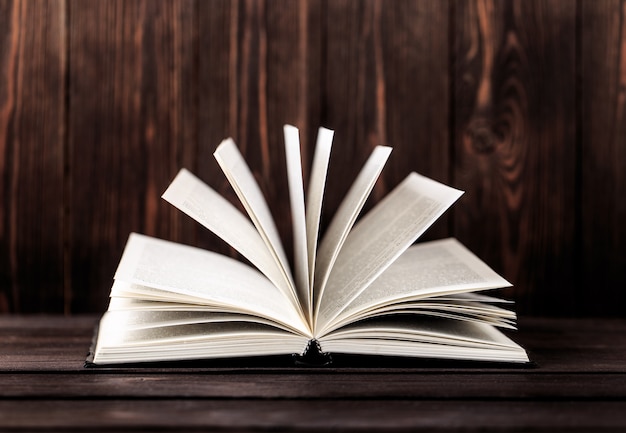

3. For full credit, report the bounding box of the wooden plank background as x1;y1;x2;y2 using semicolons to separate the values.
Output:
0;0;624;316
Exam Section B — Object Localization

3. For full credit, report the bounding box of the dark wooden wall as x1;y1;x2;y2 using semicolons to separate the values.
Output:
0;0;624;316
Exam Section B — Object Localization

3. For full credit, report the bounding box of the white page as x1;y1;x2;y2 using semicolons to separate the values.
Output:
93;312;309;364
162;169;296;307
104;303;301;334
337;304;516;330
213;138;297;305
313;145;392;315
316;173;463;334
321;316;518;348
110;281;282;314
305;127;334;306
326;238;512;331
114;233;311;337
284;125;310;318
318;317;528;363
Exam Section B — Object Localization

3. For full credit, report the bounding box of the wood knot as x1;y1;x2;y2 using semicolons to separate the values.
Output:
465;121;496;154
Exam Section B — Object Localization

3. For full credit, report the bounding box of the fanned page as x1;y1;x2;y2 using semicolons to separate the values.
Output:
313;145;392;315
304;127;334;310
321;238;513;334
93;311;310;364
113;233;310;337
213;139;298;308
284;125;310;317
316;173;464;335
318;316;529;363
161;169;298;311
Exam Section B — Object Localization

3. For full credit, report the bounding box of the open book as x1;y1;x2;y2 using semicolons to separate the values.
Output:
88;125;528;365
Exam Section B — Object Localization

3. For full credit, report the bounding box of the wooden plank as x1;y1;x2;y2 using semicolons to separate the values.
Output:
1;400;626;432
580;0;626;316
264;0;324;172
196;0;324;259
0;315;96;371
379;0;450;240
3;372;626;400
321;0;450;240
322;0;383;217
67;0;197;313
453;0;577;314
0;0;66;313
262;0;323;253
195;0;258;255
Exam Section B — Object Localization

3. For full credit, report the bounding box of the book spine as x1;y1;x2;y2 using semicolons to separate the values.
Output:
293;339;333;366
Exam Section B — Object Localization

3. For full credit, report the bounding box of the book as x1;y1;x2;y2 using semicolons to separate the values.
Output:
88;125;529;365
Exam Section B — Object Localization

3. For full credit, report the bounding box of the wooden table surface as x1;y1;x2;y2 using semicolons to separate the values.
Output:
1;315;625;432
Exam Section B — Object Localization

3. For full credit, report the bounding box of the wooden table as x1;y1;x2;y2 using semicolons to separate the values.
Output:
1;315;625;432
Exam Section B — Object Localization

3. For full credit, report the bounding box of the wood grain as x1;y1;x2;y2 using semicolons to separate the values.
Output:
5;372;626;399
318;0;451;243
2;399;626;432
3;400;626;432
378;0;451;241
581;0;626;316
453;0;577;314
323;0;394;220
68;0;196;312
0;0;625;316
0;0;66;313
